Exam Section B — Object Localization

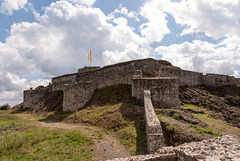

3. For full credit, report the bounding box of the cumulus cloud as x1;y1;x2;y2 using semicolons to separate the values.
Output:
139;0;170;43
0;0;28;15
1;0;240;106
155;40;240;76
108;4;139;21
0;71;49;106
142;0;240;39
66;0;96;7
0;0;153;105
141;0;240;77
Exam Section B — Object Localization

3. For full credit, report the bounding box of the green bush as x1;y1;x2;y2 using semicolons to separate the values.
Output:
170;110;184;120
0;104;10;110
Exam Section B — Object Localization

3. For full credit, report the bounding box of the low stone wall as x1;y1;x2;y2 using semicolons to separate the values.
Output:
144;90;164;154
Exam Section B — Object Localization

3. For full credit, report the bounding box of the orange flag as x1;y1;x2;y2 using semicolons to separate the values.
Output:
88;50;91;62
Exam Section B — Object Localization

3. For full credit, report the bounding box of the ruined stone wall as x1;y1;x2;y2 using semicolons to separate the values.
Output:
24;58;239;112
23;86;50;109
144;90;164;154
132;77;179;108
180;70;202;87
159;66;181;78
51;58;168;111
203;73;237;86
159;67;202;87
237;78;240;83
56;83;95;112
52;58;167;88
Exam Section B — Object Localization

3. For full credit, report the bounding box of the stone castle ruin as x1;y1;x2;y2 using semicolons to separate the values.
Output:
23;58;238;112
23;58;240;160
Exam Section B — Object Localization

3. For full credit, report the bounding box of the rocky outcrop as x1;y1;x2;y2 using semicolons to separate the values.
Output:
174;135;240;161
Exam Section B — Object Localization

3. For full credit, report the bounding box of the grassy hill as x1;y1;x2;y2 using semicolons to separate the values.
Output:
1;84;240;160
0;112;94;160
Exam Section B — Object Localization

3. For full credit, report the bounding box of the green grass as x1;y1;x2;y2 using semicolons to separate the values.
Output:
69;103;146;155
72;103;129;131
181;104;240;137
180;104;207;113
0;112;28;132
117;126;136;149
170;110;184;121
0;112;94;161
188;124;221;137
192;113;240;136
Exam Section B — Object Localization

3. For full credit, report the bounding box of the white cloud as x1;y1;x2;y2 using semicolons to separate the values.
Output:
66;0;96;7
0;0;153;105
108;4;139;21
0;0;28;15
0;71;49;106
143;0;240;39
139;0;170;42
219;35;240;51
1;0;240;106
155;40;240;76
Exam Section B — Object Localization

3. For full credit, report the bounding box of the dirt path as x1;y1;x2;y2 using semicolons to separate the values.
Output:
15;113;130;160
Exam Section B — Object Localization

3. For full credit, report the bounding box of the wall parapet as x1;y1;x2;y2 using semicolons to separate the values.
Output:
203;73;237;86
78;66;100;73
144;90;164;154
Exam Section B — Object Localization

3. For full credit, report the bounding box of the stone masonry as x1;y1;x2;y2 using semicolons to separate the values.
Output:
23;58;239;112
107;135;240;161
132;77;179;107
144;90;164;153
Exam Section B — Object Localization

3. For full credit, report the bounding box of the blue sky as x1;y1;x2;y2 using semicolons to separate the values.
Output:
0;0;240;105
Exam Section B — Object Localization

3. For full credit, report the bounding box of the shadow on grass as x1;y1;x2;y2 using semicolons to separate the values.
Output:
119;101;148;155
39;84;148;155
38;111;73;122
